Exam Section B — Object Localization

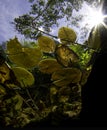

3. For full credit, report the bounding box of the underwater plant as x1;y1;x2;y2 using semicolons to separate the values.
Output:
0;26;93;127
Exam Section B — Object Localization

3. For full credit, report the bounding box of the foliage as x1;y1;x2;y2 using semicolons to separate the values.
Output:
38;36;56;53
55;45;79;67
12;67;35;88
58;27;77;45
6;37;42;68
38;59;62;74
0;26;95;128
13;0;99;40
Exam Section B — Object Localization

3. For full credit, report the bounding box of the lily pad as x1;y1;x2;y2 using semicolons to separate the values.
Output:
7;40;42;68
55;45;79;67
58;27;77;45
38;36;56;53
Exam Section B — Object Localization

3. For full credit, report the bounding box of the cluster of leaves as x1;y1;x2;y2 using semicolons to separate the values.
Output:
0;26;94;127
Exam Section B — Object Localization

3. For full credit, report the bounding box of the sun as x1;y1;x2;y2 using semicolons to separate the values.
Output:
87;7;104;28
89;10;103;26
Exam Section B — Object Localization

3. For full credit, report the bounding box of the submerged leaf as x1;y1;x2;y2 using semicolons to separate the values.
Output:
55;45;79;67
38;58;62;74
12;67;35;88
52;68;82;86
58;27;77;44
38;36;56;53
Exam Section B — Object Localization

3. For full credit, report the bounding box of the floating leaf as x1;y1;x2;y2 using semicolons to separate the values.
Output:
55;45;79;67
58;27;77;44
52;68;82;86
38;36;56;53
38;58;62;74
6;37;42;68
12;67;35;88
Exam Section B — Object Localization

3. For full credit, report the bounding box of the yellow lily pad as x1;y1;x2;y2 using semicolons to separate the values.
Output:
55;45;79;67
38;36;56;53
6;38;42;68
58;27;77;44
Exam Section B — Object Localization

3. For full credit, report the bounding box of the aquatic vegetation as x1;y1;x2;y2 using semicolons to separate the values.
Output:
0;26;93;127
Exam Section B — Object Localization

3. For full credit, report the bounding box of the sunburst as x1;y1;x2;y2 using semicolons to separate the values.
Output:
86;7;104;28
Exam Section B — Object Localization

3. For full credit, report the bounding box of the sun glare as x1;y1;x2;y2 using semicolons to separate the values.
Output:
87;7;104;28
